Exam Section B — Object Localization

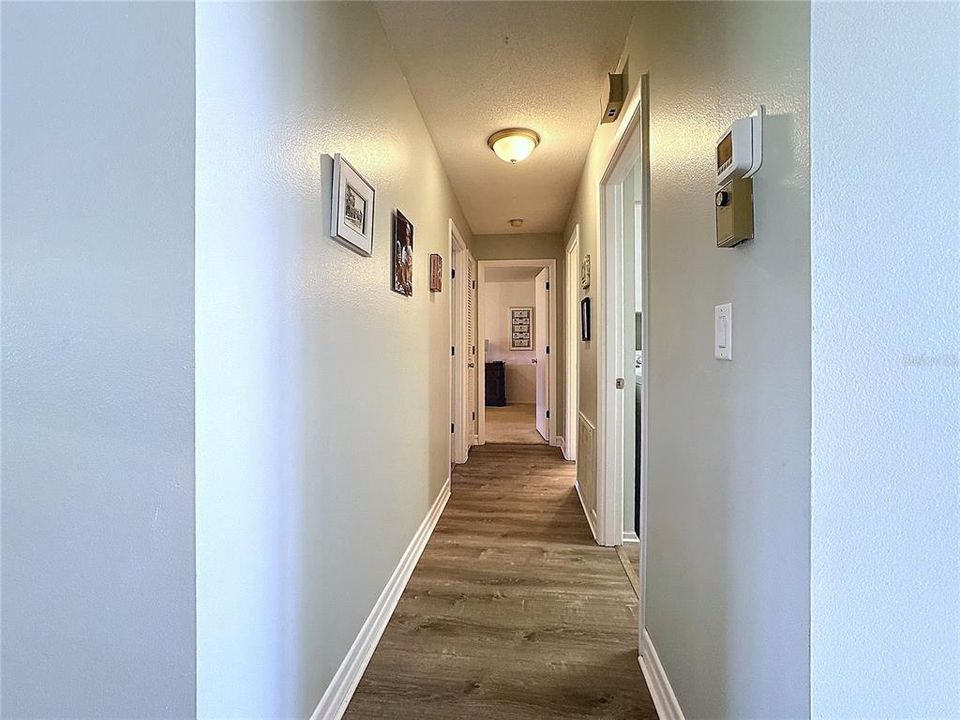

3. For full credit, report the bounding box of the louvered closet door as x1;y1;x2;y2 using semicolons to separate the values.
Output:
466;255;477;441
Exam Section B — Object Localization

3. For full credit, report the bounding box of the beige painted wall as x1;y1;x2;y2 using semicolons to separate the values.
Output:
564;2;810;717
483;280;538;403
195;3;472;717
472;233;567;443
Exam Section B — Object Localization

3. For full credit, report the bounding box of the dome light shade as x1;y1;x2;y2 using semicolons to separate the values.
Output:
487;128;540;164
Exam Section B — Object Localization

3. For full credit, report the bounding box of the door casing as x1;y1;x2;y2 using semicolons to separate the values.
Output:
476;259;558;447
564;226;580;462
449;219;471;465
595;76;650;636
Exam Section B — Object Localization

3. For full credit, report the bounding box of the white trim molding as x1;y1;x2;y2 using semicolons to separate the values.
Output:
639;629;685;720
310;477;452;720
563;224;580;464
476;259;558;448
574;479;598;542
622;529;640;545
449;219;470;466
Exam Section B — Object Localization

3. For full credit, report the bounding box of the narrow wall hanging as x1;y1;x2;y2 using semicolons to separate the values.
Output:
510;307;533;350
580;297;591;341
392;210;414;296
429;253;442;292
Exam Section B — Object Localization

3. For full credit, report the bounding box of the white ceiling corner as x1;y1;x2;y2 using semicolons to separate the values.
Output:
376;1;636;236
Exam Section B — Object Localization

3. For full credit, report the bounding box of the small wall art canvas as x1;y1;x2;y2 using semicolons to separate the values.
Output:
510;307;533;350
392;210;414;296
429;253;442;292
331;154;375;256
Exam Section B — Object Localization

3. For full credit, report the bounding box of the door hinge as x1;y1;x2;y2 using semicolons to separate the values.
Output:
451;423;455;434
546;281;550;291
472;280;477;290
451;267;456;279
546;345;550;355
472;345;476;355
615;377;625;389
472;411;476;421
451;346;455;356
546;410;550;419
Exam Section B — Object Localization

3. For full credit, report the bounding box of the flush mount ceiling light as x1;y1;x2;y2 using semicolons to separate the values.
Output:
487;128;540;164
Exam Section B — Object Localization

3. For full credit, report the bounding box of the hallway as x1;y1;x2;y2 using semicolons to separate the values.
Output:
345;444;656;719
485;404;547;444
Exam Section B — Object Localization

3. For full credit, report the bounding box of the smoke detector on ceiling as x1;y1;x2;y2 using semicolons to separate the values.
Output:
509;218;524;228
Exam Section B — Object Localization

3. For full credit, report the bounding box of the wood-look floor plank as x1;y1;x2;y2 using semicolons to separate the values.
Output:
343;443;657;719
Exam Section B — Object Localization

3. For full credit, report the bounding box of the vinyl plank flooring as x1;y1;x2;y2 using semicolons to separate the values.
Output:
344;443;657;719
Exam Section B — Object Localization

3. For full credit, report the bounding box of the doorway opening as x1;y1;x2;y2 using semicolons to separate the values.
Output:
564;226;580;462
477;259;557;446
596;77;650;614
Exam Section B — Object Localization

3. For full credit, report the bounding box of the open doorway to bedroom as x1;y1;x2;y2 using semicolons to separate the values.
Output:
477;259;557;446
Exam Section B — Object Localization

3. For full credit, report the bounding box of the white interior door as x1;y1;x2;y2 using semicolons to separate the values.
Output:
535;268;549;441
450;240;463;464
466;253;478;443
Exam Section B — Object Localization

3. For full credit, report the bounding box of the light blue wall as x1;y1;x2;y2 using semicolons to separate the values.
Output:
1;3;196;717
587;4;811;717
195;3;471;717
811;3;960;716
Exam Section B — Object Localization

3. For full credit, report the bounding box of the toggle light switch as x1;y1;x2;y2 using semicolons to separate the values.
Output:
715;303;732;360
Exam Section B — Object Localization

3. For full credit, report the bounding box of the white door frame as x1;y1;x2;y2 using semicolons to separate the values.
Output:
596;76;650;629
564;226;580;462
449;219;470;465
477;259;558;447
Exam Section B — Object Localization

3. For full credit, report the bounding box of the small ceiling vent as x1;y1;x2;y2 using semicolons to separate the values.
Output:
601;73;625;124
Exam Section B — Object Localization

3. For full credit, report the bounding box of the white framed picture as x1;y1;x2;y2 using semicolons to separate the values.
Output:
331;153;375;256
509;306;534;350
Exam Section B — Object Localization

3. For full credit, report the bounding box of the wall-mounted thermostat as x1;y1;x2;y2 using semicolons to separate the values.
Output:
716;177;754;247
716;105;764;186
715;106;764;248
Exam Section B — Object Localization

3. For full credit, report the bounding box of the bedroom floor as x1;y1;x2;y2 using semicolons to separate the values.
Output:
485;403;546;444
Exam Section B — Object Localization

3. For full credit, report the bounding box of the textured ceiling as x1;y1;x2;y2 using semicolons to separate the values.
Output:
376;2;636;235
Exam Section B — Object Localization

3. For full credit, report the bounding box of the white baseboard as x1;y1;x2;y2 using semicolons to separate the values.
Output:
552;435;564;449
574;479;598;542
310;477;451;720
622;529;640;544
639;628;685;720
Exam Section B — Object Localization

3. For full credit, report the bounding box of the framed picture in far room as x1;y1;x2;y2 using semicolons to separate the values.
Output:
392;210;414;296
331;153;375;256
510;307;533;350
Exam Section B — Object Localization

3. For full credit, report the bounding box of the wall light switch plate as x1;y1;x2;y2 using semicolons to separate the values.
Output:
715;303;732;360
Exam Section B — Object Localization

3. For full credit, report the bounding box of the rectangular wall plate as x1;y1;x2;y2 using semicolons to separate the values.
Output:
715;303;732;360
